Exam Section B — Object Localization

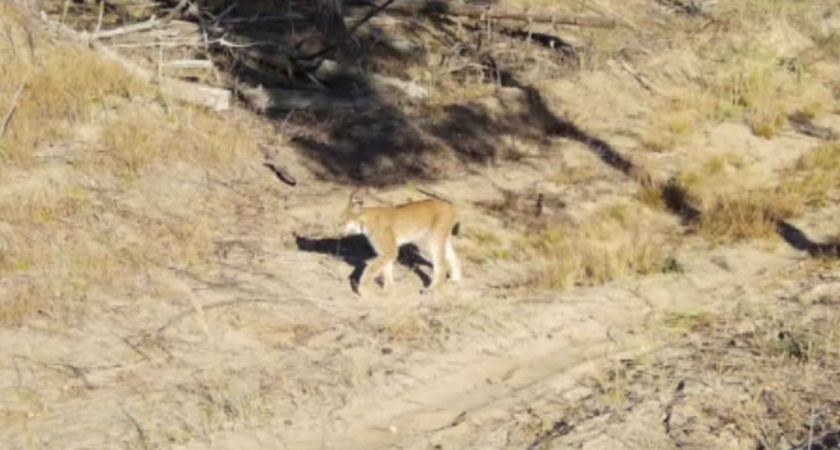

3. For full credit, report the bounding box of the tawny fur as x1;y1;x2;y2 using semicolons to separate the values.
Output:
338;190;462;296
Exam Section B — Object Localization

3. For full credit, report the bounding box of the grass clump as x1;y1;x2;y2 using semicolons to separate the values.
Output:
464;227;511;264
697;190;802;244
677;143;840;244
525;205;676;289
779;142;840;208
0;45;141;164
100;106;255;176
642;108;696;153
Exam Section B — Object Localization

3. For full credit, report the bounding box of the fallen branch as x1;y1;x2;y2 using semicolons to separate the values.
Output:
160;59;215;70
90;16;160;40
0;80;26;141
96;42;231;110
313;59;428;99
264;160;297;186
618;59;665;96
360;0;617;27
155;296;330;337
239;84;375;112
106;39;204;49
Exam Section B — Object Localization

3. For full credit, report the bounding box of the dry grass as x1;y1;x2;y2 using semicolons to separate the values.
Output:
525;205;676;289
0;5;258;325
698;57;791;138
552;162;598;185
631;0;837;140
100;105;255;176
664;141;840;245
648;153;809;244
0;46;142;164
779;141;840;208
697;190;802;244
568;263;840;449
642;107;696;153
463;227;511;264
674;153;745;198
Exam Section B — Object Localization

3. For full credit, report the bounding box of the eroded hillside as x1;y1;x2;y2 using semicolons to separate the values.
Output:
1;1;840;449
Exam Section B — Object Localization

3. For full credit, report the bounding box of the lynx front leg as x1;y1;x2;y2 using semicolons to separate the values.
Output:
382;260;395;290
357;253;396;296
356;232;397;297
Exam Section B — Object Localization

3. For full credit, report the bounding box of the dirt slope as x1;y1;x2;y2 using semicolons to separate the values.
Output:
2;1;840;449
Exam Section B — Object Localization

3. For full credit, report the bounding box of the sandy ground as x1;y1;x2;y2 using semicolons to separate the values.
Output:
2;4;840;449
1;116;835;449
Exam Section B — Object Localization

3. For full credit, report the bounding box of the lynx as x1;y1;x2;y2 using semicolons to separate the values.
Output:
338;190;462;295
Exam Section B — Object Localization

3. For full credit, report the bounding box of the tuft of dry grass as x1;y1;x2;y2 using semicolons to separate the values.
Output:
464;227;511;264
779;141;840;208
665;142;840;245
100;106;256;176
1;47;142;164
525;205;676;289
642;153;809;244
673;153;745;201
552;162;598;185
697;190;802;244
642;108;696;153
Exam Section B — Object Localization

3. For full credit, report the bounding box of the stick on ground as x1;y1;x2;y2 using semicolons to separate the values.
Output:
0;80;26;141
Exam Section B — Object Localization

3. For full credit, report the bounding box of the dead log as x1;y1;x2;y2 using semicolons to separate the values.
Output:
90;18;198;41
238;85;375;112
358;0;617;27
161;59;215;70
313;60;428;99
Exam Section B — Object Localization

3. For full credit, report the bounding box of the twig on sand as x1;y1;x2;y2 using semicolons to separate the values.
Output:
120;405;151;450
155;296;341;337
0;80;26;141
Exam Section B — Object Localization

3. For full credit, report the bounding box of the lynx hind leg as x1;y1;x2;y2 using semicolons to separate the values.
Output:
422;236;447;293
445;237;461;282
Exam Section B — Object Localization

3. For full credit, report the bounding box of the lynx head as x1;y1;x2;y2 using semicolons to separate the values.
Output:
338;189;366;235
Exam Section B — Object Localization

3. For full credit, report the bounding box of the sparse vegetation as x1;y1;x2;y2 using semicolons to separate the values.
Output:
642;108;696;153
576;279;840;449
526;205;676;289
698;190;802;243
780;141;840;207
0;5;257;325
3;0;840;448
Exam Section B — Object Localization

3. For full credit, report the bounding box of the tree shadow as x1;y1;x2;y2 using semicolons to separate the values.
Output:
189;0;840;260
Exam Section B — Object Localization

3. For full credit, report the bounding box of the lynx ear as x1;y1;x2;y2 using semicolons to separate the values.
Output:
349;189;365;208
